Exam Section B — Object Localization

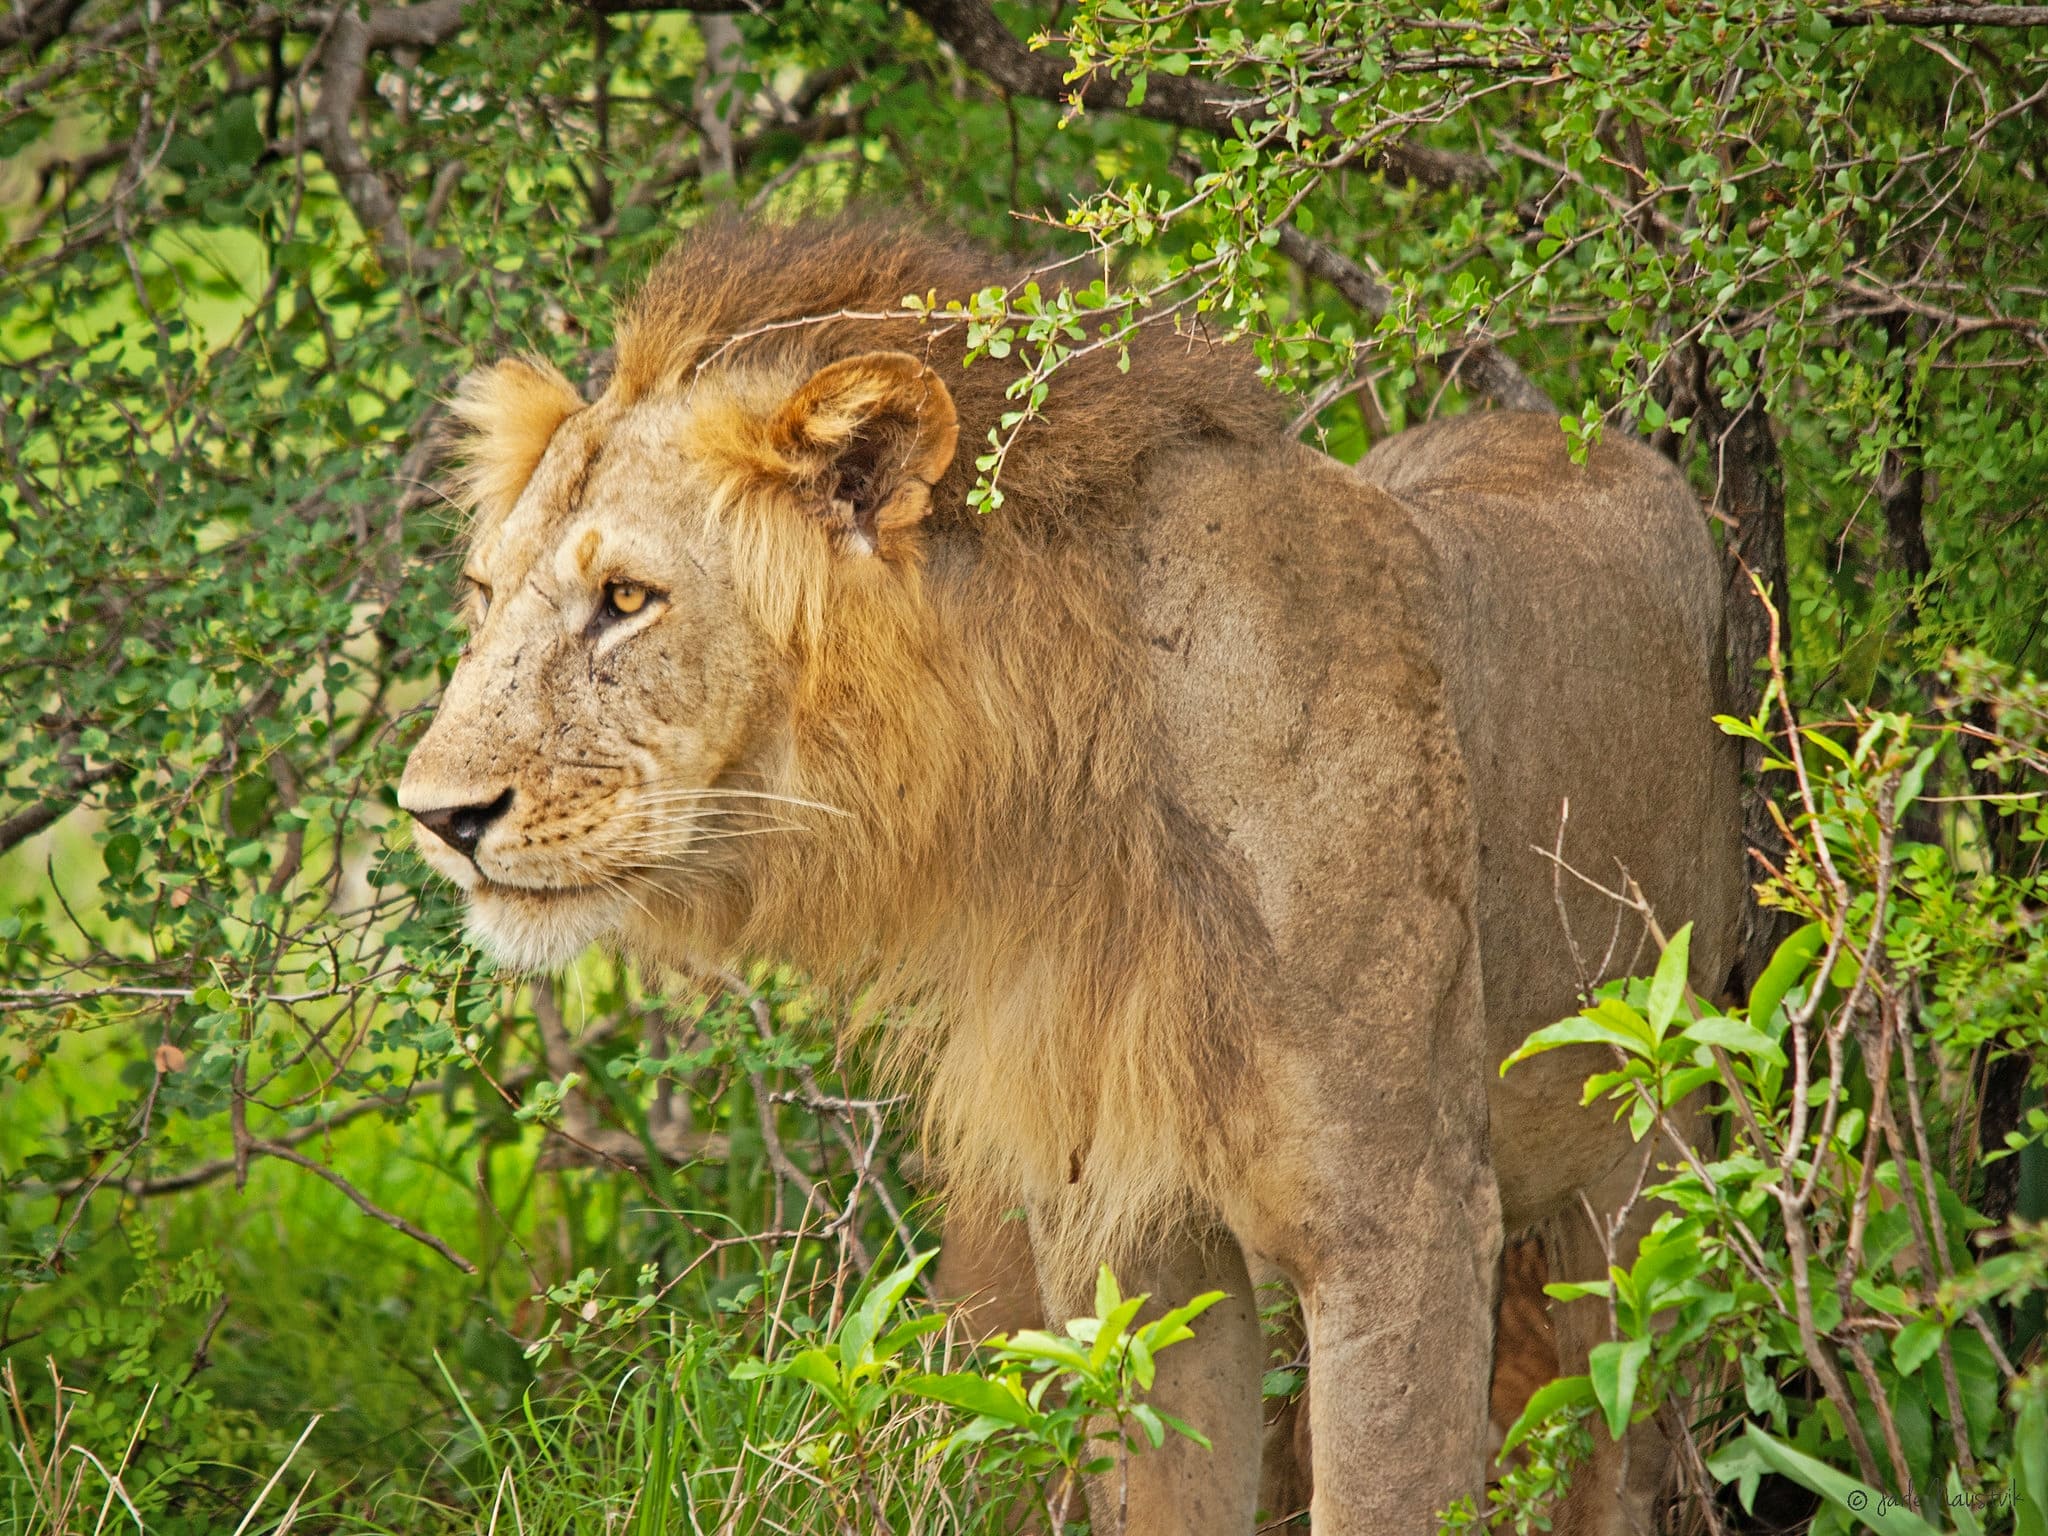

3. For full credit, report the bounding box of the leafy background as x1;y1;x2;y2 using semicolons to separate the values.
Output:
1;1;2044;1532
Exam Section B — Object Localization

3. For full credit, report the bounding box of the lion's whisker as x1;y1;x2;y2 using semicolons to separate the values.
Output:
623;810;837;833
602;824;810;857
612;812;811;840
622;806;815;831
603;823;810;856
587;870;660;924
624;787;851;817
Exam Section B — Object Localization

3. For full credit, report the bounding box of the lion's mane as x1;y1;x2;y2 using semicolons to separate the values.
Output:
608;216;1289;1273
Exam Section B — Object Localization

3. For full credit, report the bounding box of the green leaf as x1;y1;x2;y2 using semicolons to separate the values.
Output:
1588;1337;1650;1440
1890;1314;1943;1377
102;834;141;878
1094;1263;1123;1321
1261;1368;1302;1400
1092;1294;1145;1369
1580;1067;1634;1104
1498;1373;1594;1457
1947;1467;1984;1536
1126;1331;1156;1390
841;1250;933;1368
1705;1429;1771;1512
1739;1351;1786;1425
2014;1388;2048;1536
1142;1289;1225;1352
1130;1401;1166;1448
1734;1423;1943;1536
784;1348;849;1400
1627;1094;1656;1141
1945;1326;2001;1446
1543;1280;1611;1303
1502;1007;1652;1074
1680;1015;1786;1066
902;1371;1038;1426
1663;1064;1721;1103
997;1329;1094;1376
209;97;263;171
1588;996;1657;1050
874;1312;948;1359
1894;742;1940;816
1749;923;1825;1035
1646;923;1693;1039
0;110;51;160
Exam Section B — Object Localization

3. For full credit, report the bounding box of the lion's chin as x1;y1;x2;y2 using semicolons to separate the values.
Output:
460;884;626;974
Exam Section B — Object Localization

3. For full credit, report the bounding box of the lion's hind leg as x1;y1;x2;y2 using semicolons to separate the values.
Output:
1539;1104;1709;1536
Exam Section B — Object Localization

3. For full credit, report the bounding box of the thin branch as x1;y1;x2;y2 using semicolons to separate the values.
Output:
1822;5;2048;25
1271;221;1555;413
907;0;1494;188
0;0;88;58
308;0;463;262
249;1140;476;1272
35;1086;435;1199
591;0;770;14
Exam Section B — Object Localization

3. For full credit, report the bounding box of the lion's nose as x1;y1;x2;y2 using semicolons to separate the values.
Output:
409;788;514;864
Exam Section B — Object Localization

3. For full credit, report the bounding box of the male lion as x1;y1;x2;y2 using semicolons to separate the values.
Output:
399;215;1744;1535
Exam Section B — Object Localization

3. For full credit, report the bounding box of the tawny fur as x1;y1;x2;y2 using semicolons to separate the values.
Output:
448;355;585;522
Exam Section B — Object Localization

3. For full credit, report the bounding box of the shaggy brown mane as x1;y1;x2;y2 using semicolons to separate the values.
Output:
613;213;1288;536
597;218;1292;1276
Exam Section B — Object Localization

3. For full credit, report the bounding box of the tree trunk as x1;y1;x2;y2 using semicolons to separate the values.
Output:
1653;345;1791;997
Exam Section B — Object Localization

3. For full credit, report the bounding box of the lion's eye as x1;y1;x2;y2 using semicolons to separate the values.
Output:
604;582;653;619
463;574;493;619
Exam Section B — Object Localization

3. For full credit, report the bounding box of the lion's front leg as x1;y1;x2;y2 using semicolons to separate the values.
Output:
1287;1197;1501;1533
1233;929;1504;1535
1028;1215;1266;1536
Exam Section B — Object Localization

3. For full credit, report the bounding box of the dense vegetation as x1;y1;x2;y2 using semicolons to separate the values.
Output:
1;1;2043;1531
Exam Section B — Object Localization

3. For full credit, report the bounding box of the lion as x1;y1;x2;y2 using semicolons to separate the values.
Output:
397;214;1744;1535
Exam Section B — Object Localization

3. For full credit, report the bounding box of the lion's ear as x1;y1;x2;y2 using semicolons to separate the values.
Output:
447;356;584;523
769;351;958;558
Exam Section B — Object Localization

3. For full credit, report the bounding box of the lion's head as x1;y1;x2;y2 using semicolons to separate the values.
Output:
402;324;974;962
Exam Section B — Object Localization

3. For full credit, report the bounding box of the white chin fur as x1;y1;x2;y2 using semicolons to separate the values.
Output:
462;888;623;973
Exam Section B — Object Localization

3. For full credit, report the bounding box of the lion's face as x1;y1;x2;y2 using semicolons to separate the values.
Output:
398;395;784;971
397;350;957;971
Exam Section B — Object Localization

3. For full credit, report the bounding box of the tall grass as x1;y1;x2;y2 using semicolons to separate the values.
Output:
2;1204;1120;1535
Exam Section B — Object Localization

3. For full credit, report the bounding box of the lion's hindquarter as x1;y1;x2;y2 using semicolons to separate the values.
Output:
1360;412;1745;1229
1125;418;1740;1527
1130;416;1739;1236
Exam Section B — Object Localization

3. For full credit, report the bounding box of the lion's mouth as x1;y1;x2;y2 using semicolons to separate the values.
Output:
469;872;610;901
